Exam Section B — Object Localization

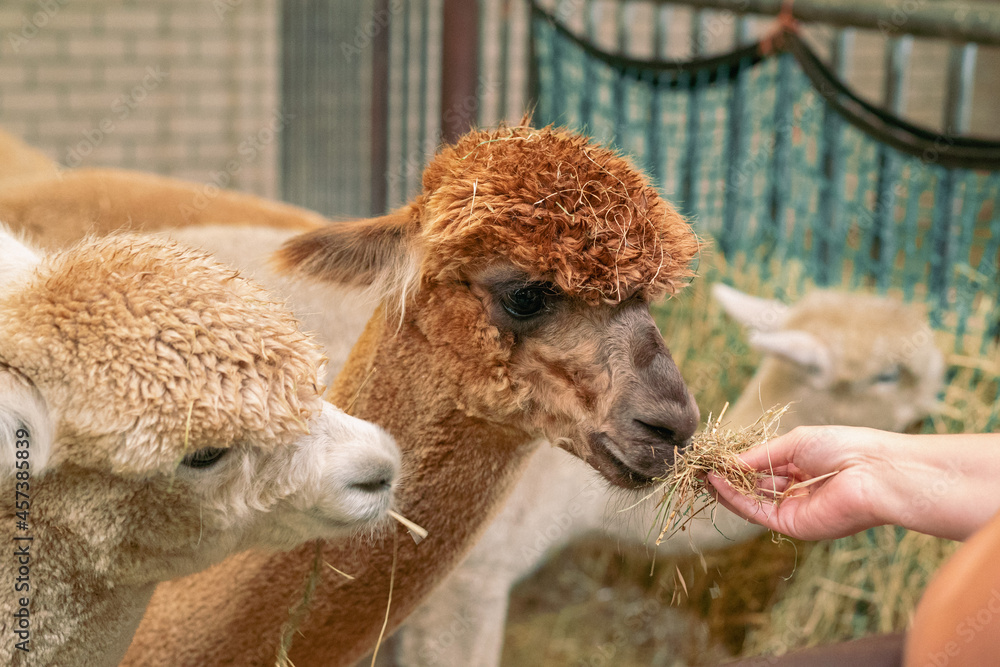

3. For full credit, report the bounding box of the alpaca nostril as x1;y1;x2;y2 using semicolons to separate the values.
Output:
635;419;677;444
351;477;392;494
349;461;396;494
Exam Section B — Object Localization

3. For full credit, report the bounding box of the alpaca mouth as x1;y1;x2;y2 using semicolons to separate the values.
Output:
586;432;658;490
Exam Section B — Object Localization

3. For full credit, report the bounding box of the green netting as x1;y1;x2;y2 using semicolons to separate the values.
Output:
530;4;1000;430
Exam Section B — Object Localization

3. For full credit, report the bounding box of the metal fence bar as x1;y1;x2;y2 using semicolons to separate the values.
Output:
399;0;412;198
923;43;978;322
418;0;430;165
981;176;1000;352
656;3;672;56
648;0;1000;46
646;6;667;184
678;10;708;217
735;14;751;46
869;35;910;290
371;0;391;215
944;43;977;134
929;169;957;326
813;29;851;285
815;100;843;284
884;35;912;116
899;166;925;302
952;177;981;351
691;7;707;56
720;54;748;256
765;52;793;257
613;3;629;142
679;68;699;217
718;15;753;255
578;1;597;129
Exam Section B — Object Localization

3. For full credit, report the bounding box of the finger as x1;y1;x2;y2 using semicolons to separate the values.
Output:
737;435;798;471
707;473;773;524
755;475;790;497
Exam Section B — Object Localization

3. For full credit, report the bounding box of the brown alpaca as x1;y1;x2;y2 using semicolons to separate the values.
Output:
384;283;945;667
0;125;701;666
0;230;400;667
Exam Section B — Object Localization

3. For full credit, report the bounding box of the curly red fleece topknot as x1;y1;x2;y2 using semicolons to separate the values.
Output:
416;124;701;304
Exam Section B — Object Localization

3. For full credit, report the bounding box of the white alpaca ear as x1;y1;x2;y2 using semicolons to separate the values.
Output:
749;329;832;380
0;228;41;289
712;283;789;332
0;369;53;476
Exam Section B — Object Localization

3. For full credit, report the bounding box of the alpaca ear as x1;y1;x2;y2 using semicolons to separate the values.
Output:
749;329;832;381
0;231;52;474
273;208;418;289
712;283;789;332
0;227;41;289
0;369;53;476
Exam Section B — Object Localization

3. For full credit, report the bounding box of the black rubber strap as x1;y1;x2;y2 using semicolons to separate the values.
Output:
530;0;1000;169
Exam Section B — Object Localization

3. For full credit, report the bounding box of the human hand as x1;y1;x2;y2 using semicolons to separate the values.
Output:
707;425;900;541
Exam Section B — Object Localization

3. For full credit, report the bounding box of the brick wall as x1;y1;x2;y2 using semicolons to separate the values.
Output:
0;0;280;198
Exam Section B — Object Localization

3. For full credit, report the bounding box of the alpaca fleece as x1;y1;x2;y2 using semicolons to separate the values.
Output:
417;125;700;303
1;235;324;475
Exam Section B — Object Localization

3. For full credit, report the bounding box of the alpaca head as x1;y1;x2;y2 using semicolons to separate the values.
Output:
278;125;702;488
0;232;400;584
713;283;945;432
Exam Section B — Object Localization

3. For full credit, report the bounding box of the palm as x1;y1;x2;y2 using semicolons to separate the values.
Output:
755;468;879;540
709;426;886;541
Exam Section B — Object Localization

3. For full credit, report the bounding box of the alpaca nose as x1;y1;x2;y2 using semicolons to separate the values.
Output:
349;462;396;494
635;348;699;449
634;393;699;448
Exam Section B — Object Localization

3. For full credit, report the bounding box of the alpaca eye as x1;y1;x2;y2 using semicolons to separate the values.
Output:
181;447;228;469
501;286;551;319
872;365;902;385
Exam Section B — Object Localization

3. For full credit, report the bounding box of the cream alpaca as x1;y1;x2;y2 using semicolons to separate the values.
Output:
0;231;400;667
383;283;945;667
0;125;702;666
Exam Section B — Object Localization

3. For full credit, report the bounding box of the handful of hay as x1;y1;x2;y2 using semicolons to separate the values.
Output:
652;403;791;546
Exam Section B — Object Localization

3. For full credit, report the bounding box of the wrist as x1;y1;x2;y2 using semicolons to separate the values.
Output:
859;431;921;531
877;433;994;541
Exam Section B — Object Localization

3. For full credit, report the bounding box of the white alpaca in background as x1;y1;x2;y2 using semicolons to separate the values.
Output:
0;230;400;667
380;283;944;667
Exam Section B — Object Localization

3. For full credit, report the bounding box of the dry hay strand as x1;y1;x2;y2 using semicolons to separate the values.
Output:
651;403;792;546
273;512;427;667
743;526;959;656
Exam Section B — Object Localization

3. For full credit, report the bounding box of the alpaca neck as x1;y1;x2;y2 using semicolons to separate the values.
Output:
3;512;154;667
296;311;538;661
124;309;539;667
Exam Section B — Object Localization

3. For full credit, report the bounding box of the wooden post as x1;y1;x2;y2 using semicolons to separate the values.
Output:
441;0;480;144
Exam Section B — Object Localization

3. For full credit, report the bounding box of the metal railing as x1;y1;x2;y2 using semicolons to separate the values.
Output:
279;0;1000;214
